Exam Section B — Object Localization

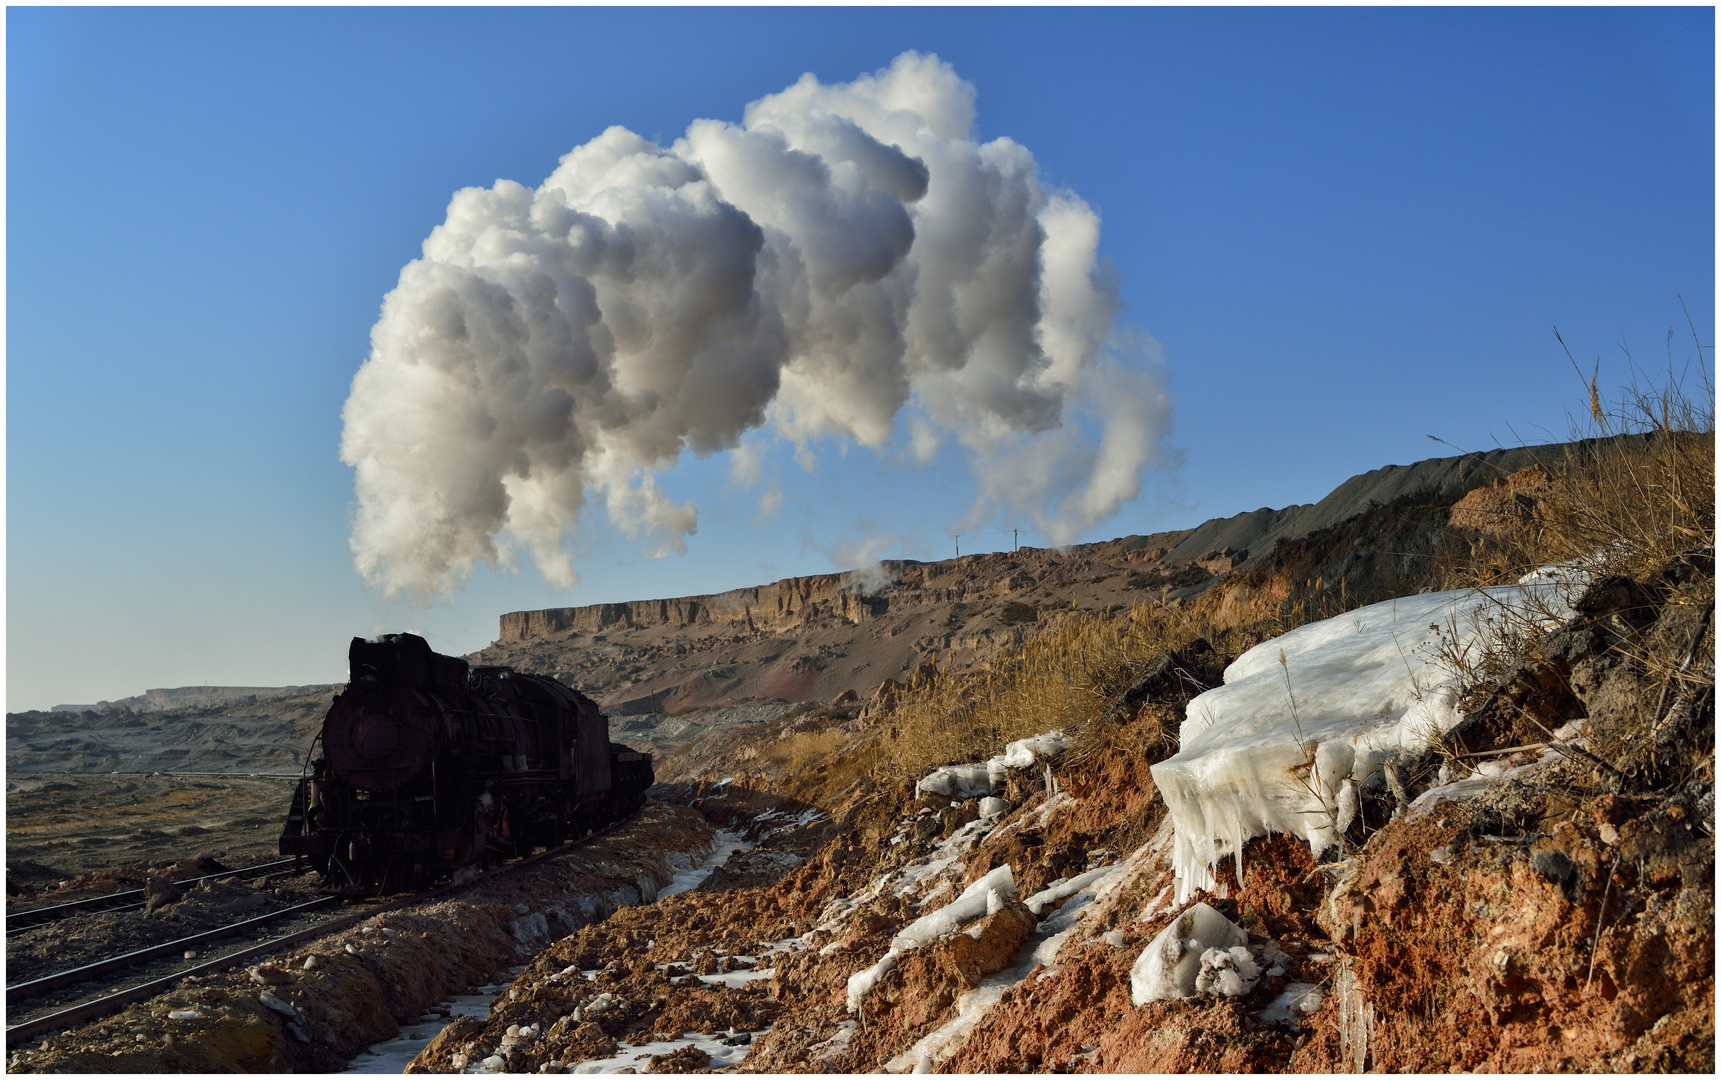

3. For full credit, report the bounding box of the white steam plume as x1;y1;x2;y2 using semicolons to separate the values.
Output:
341;52;1172;596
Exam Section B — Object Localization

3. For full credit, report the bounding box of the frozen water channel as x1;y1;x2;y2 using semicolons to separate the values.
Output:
344;974;518;1073
342;831;754;1072
659;829;753;899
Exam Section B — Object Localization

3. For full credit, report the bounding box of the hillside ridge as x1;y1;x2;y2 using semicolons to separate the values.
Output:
497;441;1596;645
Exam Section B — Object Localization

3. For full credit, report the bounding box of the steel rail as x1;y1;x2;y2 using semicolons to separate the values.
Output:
6;895;341;1005
4;897;395;1047
6;858;306;937
5;813;632;1046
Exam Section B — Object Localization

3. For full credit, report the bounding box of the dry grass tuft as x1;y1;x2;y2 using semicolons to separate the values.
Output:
876;590;1303;780
1445;344;1714;591
1435;350;1714;785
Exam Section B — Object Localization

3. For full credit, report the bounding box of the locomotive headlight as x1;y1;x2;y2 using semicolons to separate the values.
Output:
323;688;435;793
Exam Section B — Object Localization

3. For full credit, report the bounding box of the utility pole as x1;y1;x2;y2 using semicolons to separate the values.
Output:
954;535;960;558
1013;528;1019;552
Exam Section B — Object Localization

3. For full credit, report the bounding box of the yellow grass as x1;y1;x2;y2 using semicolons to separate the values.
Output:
876;592;1305;779
874;358;1712;787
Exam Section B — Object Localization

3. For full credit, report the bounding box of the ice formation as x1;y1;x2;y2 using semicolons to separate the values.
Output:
883;869;1118;1073
1151;573;1583;901
1406;717;1589;820
999;731;1071;769
915;730;1069;799
1023;866;1115;916
1129;902;1248;1005
847;865;1018;1012
845;950;901;1012
892;865;1017;950
916;761;1008;799
1259;982;1326;1024
658;830;753;899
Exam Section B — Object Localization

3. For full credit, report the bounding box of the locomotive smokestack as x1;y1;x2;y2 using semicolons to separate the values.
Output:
339;51;1172;598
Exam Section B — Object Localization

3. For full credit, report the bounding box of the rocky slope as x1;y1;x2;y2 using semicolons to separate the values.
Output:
394;522;1710;1074
6;687;337;775
473;444;1591;755
8;435;1708;1075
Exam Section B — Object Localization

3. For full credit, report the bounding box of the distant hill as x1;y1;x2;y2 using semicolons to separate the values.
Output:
472;441;1601;755
8;440;1596;773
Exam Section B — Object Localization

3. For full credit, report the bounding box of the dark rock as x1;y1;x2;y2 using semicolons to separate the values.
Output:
1573;575;1654;628
144;875;184;911
1530;849;1580;900
646;1044;710;1072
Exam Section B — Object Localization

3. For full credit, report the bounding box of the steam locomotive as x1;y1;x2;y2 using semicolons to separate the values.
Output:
279;633;653;893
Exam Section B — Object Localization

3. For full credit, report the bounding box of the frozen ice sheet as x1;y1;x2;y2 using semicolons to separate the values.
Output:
1153;573;1582;901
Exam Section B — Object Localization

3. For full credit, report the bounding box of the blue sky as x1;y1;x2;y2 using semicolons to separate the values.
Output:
6;6;1713;710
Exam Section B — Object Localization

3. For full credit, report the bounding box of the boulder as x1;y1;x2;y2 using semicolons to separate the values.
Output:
144;875;184;911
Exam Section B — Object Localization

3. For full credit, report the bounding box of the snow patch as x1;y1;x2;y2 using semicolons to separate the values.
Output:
812;1020;859;1064
694;967;776;989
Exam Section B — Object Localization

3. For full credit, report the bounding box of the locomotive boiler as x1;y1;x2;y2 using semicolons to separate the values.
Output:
279;632;652;892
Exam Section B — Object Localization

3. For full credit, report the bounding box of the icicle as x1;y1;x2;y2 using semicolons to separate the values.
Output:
1336;959;1375;1073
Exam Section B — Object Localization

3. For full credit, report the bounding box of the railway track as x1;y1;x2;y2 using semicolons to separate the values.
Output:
6;895;341;1005
5;816;633;1047
5;858;306;937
